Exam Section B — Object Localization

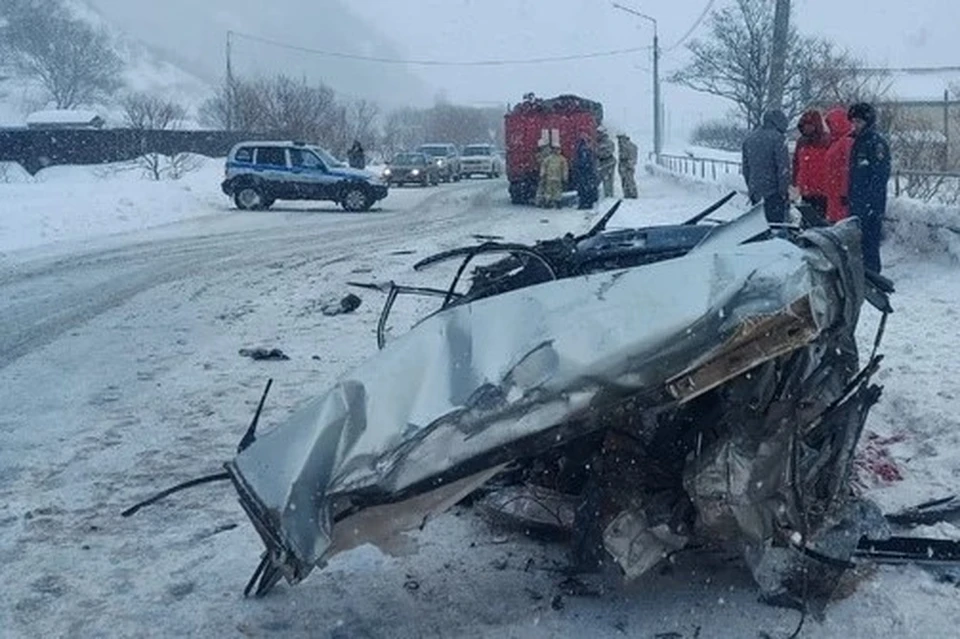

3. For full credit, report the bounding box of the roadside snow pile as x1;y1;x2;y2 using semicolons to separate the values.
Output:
653;158;960;262
0;156;226;254
885;197;960;263
0;162;35;183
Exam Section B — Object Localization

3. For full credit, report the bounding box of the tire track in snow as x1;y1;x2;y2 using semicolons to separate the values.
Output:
0;180;505;370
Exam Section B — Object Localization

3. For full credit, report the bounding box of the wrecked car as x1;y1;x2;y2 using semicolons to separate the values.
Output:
128;194;931;611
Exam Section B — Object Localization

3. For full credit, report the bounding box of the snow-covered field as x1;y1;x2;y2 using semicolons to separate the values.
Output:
1;164;958;638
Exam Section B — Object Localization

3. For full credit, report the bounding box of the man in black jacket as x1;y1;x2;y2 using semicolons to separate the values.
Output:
742;110;791;224
847;102;891;273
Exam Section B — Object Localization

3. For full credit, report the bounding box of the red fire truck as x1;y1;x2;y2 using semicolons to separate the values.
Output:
504;94;604;205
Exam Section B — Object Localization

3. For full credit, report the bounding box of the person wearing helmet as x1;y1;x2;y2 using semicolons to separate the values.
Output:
539;145;568;209
596;128;616;198
616;134;638;198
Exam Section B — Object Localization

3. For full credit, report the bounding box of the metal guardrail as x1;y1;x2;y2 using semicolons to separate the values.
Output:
657;153;960;205
657;153;741;182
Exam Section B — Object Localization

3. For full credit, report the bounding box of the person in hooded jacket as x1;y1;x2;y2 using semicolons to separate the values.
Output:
847;102;891;273
823;107;855;224
742;110;791;224
573;137;599;209
792;109;830;219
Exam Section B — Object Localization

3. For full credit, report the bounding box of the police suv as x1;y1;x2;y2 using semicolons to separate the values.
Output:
222;141;388;212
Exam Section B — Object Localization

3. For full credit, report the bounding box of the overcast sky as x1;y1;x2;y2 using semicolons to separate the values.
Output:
87;0;960;150
348;0;960;150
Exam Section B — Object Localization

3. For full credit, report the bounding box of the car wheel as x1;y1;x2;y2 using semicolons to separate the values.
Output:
235;185;264;210
341;185;372;212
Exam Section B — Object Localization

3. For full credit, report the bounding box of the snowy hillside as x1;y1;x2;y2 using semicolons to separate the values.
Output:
85;0;431;107
1;0;428;127
0;0;214;126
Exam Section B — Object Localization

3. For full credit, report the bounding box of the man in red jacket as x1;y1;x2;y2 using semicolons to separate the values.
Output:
792;110;830;219
823;107;855;223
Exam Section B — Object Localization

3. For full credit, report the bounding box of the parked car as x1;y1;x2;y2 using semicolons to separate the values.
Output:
382;152;440;187
459;143;503;179
221;141;388;212
416;143;461;182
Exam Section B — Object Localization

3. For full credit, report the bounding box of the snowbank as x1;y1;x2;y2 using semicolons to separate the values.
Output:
886;197;960;264
0;157;226;254
652;160;960;262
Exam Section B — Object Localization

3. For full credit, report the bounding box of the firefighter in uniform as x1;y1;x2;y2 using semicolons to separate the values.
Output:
617;133;638;199
596;127;616;198
538;145;568;209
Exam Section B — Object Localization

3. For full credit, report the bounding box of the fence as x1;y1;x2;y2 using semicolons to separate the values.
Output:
657;153;742;182
0;128;278;175
656;153;960;206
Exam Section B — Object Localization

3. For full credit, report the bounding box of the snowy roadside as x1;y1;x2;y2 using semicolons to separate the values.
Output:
1;169;959;638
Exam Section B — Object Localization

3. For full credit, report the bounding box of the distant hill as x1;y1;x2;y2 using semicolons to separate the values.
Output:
83;0;431;107
0;0;430;126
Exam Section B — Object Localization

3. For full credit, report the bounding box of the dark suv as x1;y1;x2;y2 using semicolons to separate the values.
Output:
415;143;461;182
222;141;388;211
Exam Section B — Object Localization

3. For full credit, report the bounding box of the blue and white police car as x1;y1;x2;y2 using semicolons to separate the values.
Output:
221;141;389;212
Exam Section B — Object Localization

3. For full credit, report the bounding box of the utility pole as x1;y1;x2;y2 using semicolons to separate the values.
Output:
226;30;234;131
612;3;661;158
766;0;791;112
653;27;661;157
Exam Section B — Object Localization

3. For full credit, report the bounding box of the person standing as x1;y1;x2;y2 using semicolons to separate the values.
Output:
823;106;855;224
347;140;366;169
573;137;599;209
539;145;568;209
847;102;891;273
596;127;616;198
792;109;830;219
742;110;791;225
616;134;638;199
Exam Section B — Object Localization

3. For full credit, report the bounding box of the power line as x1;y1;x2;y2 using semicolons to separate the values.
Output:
230;30;651;67
665;0;717;53
858;66;960;75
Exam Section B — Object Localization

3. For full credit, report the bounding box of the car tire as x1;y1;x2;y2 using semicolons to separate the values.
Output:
234;185;265;210
341;185;372;212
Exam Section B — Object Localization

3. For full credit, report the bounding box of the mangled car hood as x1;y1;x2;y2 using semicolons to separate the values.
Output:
227;218;869;592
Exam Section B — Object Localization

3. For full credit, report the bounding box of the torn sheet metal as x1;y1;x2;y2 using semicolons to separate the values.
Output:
226;216;876;598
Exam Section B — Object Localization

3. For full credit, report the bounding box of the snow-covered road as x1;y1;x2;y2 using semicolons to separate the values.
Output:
1;171;958;638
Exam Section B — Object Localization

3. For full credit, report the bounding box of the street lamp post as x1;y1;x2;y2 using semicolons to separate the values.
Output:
612;3;660;158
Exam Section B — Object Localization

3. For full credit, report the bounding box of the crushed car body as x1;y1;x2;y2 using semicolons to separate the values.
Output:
222;197;899;605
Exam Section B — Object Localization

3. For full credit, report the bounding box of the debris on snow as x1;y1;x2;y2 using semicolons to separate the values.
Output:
237;347;290;361
319;293;362;316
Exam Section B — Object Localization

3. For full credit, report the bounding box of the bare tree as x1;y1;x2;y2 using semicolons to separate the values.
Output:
671;0;887;128
121;92;194;181
1;0;123;108
199;74;350;155
348;99;381;147
122;93;185;131
691;119;750;152
198;77;269;132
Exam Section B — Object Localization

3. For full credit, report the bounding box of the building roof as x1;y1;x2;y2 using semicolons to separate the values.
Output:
25;110;104;126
